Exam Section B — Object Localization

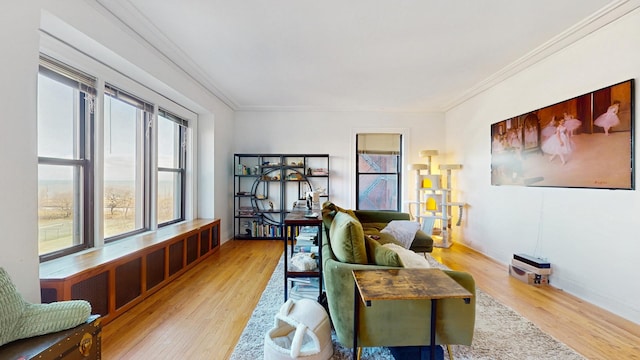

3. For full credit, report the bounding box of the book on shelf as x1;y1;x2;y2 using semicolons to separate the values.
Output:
288;277;317;285
237;206;254;216
295;237;316;246
289;278;319;290
293;245;319;254
288;278;323;300
250;221;282;238
299;226;318;234
295;228;318;243
289;289;317;301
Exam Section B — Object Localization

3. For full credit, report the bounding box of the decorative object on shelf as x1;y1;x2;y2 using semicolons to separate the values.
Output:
306;190;320;208
405;150;464;248
306;193;313;210
310;168;328;176
287;172;304;180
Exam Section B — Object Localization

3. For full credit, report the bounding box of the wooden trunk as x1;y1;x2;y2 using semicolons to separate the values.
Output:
0;315;101;360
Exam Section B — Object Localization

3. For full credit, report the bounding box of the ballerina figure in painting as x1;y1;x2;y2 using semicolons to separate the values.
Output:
524;122;538;148
563;112;582;136
541;118;573;165
540;116;557;141
593;101;621;136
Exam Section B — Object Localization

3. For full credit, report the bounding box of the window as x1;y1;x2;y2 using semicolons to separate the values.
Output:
37;53;193;260
157;110;187;226
355;133;402;211
103;85;152;240
37;57;95;260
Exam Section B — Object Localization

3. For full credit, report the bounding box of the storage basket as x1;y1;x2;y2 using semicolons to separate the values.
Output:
264;298;333;360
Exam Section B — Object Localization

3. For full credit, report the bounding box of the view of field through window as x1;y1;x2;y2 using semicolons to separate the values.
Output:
38;73;180;256
38;179;177;254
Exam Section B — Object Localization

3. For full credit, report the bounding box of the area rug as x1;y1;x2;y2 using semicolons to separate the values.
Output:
230;255;585;360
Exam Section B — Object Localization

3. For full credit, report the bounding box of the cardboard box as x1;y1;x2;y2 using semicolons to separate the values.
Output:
509;264;549;286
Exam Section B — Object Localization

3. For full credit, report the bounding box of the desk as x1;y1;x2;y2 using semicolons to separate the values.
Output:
352;268;472;360
283;208;323;302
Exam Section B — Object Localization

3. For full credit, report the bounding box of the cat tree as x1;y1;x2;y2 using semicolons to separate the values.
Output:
406;150;464;248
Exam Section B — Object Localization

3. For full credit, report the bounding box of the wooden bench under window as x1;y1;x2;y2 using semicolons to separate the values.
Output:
40;219;220;325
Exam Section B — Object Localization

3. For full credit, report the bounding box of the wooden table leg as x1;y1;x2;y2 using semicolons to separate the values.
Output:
430;299;437;360
353;280;359;359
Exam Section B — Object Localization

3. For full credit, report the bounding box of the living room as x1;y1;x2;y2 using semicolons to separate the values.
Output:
2;1;640;359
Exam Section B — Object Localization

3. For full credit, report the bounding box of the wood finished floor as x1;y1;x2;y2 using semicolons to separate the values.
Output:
102;239;640;359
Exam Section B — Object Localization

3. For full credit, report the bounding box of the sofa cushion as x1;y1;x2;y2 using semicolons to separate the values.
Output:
361;222;387;232
361;229;400;247
364;236;402;267
409;230;434;253
329;211;368;264
322;201;356;232
380;220;421;248
382;243;431;268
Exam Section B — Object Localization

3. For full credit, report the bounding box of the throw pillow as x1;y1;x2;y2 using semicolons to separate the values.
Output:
329;211;368;264
0;267;91;346
364;236;402;267
335;205;356;219
380;220;421;248
321;201;337;231
321;201;356;232
382;243;431;268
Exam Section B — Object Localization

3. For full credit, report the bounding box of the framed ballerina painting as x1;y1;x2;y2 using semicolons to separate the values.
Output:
491;79;634;190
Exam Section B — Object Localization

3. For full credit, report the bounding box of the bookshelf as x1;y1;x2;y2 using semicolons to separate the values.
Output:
233;154;329;240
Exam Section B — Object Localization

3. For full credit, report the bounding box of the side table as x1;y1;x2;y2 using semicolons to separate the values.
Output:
283;208;323;302
352;268;472;360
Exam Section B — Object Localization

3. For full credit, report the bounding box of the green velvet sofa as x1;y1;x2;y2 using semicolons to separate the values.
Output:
321;203;476;349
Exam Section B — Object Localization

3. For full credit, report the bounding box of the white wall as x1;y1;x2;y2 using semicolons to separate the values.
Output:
0;1;234;300
445;9;640;324
0;1;43;303
233;111;445;209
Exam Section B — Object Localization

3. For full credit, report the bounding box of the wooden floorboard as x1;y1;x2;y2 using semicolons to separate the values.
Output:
102;239;640;359
430;244;640;360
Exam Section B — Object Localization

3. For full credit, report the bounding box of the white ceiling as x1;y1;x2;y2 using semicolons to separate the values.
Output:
97;0;634;112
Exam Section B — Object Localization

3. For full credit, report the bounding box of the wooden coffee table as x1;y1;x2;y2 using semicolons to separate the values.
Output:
352;268;473;360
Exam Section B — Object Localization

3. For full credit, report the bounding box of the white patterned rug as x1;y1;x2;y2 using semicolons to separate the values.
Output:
230;255;585;360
